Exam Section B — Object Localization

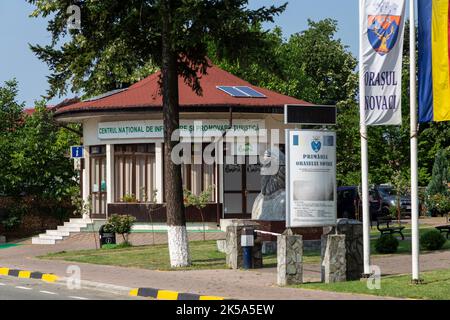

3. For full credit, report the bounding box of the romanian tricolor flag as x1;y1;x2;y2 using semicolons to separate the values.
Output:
418;0;450;122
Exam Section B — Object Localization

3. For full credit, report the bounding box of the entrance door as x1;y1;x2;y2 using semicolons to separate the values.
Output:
90;146;107;218
223;157;261;216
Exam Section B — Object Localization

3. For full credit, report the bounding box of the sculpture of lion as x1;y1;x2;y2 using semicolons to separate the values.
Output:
251;148;286;221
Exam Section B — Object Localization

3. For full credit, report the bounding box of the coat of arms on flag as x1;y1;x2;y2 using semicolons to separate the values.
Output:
367;15;401;55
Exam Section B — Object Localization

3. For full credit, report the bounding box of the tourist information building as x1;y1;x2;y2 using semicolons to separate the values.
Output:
54;65;313;225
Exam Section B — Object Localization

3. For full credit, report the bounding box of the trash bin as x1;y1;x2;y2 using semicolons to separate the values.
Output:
99;224;116;247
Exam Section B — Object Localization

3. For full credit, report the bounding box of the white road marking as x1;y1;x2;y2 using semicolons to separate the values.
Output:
69;296;88;300
0;283;5;286
40;290;57;295
15;286;32;290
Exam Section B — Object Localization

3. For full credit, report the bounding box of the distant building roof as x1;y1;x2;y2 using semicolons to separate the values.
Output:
24;106;55;115
54;64;313;117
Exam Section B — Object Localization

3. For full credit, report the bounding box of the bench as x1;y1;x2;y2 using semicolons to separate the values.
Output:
435;215;450;239
436;225;450;239
377;217;405;240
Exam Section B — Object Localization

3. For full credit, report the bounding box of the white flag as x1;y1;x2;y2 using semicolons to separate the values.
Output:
360;0;406;125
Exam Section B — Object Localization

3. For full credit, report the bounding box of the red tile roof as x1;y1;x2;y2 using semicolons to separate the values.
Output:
24;106;55;115
54;64;312;116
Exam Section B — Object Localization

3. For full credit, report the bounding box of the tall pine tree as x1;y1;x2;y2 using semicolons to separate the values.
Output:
28;0;286;267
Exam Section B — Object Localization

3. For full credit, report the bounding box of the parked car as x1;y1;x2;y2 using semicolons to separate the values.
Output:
373;185;412;218
337;186;382;222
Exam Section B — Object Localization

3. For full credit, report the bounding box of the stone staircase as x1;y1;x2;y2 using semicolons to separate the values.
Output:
32;218;95;245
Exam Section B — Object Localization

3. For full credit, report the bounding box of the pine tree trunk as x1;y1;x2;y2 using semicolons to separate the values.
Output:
161;0;190;267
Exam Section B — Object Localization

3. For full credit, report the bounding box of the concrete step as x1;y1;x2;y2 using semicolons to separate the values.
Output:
69;218;94;224
57;226;82;233
31;237;56;245
64;222;88;228
38;234;64;241
46;229;70;237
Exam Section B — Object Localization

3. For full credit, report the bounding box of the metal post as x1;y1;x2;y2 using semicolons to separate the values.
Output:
359;0;371;276
409;0;420;283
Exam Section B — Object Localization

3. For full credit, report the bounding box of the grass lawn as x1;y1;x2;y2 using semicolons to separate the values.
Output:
298;269;450;300
40;228;450;271
41;241;227;271
369;226;450;255
40;240;321;271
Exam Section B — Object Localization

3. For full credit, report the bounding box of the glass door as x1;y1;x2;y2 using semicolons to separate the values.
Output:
223;156;261;215
245;160;261;214
90;146;107;218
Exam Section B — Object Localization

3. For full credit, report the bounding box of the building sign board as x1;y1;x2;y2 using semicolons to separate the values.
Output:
70;146;84;159
97;120;264;140
286;130;337;227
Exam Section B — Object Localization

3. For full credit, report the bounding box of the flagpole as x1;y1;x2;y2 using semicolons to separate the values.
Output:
409;0;420;283
359;0;371;276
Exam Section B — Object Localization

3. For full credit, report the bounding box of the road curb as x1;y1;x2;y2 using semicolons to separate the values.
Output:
0;266;58;283
129;287;226;300
1;266;228;300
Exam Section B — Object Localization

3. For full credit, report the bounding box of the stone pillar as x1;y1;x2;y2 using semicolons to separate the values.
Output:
334;219;364;280
0;235;5;244
225;220;262;269
321;234;346;283
277;231;303;286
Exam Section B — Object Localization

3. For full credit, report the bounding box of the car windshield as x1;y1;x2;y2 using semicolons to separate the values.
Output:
378;187;396;197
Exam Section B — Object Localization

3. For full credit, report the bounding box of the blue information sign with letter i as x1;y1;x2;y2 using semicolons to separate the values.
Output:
71;146;84;159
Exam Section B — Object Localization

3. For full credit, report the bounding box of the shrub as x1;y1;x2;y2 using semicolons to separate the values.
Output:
121;194;137;203
375;234;399;254
102;222;115;233
420;230;446;251
108;214;136;243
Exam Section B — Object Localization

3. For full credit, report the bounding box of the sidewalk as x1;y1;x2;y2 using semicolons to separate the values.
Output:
0;248;387;300
1;233;448;300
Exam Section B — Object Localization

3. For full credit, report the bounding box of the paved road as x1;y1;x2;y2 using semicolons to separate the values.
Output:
0;276;141;300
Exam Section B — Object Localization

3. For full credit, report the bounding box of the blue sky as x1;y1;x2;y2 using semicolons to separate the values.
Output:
0;1;409;107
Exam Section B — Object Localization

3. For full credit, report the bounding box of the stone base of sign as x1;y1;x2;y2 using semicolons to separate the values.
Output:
333;219;364;280
0;235;5;244
321;234;346;283
277;230;303;286
216;239;226;253
225;220;262;269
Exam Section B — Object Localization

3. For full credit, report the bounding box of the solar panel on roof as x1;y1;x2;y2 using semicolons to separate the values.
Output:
216;86;266;98
235;86;266;98
216;86;248;97
83;88;128;102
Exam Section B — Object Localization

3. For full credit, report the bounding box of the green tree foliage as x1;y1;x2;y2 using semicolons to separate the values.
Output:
28;0;286;267
0;80;81;229
212;19;449;187
211;19;360;185
27;0;286;99
0;80;80;201
0;80;25;196
426;150;449;196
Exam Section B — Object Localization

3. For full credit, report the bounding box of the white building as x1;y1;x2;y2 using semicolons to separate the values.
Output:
54;65;313;225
